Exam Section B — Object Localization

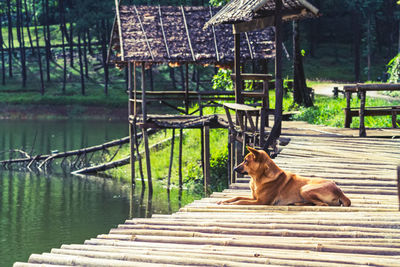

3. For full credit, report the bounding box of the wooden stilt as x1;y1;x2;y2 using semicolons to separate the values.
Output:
128;62;135;188
129;185;135;219
397;165;400;211
134;123;145;187
263;0;283;153
178;128;183;190
203;125;210;194
141;61;152;194
233;32;243;104
167;128;175;189
227;131;232;185
185;63;189;115
359;90;367;137
200;127;205;175
230;134;236;184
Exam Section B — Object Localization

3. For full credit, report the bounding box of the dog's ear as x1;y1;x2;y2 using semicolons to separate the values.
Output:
247;146;261;160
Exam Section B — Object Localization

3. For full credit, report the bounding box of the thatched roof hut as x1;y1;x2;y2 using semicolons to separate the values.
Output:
204;0;319;29
108;5;276;65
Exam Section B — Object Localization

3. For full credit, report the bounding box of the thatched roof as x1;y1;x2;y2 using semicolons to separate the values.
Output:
108;5;275;65
204;0;319;28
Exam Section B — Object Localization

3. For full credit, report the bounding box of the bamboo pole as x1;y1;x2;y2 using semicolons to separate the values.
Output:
141;61;152;194
398;165;400;211
128;62;135;188
203;125;210;194
80;240;400;266
167;129;175;189
178;128;183;190
97;234;400;256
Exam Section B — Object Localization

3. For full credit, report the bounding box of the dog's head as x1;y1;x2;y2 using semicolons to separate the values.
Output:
234;147;271;177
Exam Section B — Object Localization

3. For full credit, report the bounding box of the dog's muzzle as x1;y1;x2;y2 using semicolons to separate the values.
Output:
234;164;247;175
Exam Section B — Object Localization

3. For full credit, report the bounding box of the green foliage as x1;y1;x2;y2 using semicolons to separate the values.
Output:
212;69;233;91
387;53;400;83
209;0;229;7
294;94;400;128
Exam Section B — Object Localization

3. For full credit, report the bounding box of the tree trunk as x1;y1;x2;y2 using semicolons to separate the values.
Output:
6;0;13;77
77;33;85;95
148;66;154;91
43;0;51;82
87;29;93;55
33;0;45;95
367;15;372;81
169;66;176;89
23;0;35;55
60;0;67;94
101;19;109;95
0;15;5;85
69;24;74;67
292;20;313;107
16;0;27;87
352;11;361;82
180;65;185;91
83;31;89;78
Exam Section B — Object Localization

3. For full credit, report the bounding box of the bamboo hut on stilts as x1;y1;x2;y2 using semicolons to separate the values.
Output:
107;4;279;193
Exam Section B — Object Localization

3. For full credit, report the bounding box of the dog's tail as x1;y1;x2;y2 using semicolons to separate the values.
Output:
339;193;351;207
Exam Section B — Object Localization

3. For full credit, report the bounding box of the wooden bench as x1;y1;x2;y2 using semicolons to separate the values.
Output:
343;84;400;137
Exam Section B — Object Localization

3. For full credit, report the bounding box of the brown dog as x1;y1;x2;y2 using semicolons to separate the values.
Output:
218;147;351;206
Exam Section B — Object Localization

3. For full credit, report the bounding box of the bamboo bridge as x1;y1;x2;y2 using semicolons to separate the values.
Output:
14;121;400;267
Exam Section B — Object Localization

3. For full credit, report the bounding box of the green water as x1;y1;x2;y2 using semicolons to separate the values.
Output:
0;120;199;266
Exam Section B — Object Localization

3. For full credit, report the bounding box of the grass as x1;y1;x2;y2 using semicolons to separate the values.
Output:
293;94;400;128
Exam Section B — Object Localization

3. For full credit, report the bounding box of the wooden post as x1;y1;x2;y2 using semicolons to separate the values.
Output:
141;61;152;194
203;125;210;194
344;91;352;128
227;131;231;185
397;165;400;211
141;62;147;121
185;63;189;114
167;128;175;189
178;128;183;190
359;90;366;137
234;32;243;104
230;134;236;184
128;62;135;188
333;87;339;98
263;0;283;153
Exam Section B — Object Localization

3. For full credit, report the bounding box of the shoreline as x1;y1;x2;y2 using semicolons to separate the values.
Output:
0;104;128;120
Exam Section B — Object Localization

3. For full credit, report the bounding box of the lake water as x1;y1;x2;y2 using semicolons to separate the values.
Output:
0;120;199;267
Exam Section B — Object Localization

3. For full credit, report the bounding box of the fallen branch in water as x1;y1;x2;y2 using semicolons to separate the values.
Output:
0;129;157;170
72;131;183;175
72;156;131;175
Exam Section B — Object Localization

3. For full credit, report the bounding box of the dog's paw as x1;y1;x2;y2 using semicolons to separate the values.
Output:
216;200;229;205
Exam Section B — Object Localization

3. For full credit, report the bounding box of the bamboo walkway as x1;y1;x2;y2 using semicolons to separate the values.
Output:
14;121;400;267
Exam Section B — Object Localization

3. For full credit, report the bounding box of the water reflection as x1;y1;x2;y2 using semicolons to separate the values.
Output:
0;120;128;159
0;120;201;266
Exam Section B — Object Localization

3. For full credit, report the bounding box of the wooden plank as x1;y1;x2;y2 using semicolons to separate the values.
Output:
231;73;272;81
